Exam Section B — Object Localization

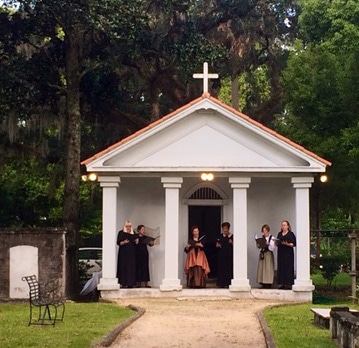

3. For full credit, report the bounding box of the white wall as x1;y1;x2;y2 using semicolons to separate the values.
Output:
182;176;295;287
116;176;297;288
247;177;295;286
117;177;165;287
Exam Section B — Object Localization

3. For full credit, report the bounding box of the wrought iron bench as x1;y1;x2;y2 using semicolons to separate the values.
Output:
22;275;65;326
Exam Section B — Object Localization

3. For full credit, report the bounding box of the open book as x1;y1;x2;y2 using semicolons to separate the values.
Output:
140;235;160;245
143;226;161;245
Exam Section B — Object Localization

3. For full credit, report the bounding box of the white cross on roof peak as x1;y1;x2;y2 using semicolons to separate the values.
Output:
193;62;219;94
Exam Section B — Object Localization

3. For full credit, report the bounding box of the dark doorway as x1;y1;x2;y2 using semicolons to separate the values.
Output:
188;205;221;278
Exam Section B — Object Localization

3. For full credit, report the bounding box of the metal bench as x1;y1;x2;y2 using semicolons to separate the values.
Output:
22;275;65;326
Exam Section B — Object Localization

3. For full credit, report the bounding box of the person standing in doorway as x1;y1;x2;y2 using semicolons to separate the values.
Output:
136;224;154;288
184;226;210;288
116;220;139;288
256;224;276;289
276;220;296;290
216;222;233;288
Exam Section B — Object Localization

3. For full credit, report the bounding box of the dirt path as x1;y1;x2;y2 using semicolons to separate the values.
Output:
109;298;279;348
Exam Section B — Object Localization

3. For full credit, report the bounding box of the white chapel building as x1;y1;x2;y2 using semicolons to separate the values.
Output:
82;63;330;301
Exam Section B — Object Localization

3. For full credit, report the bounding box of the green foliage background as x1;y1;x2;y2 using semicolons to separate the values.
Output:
1;0;359;238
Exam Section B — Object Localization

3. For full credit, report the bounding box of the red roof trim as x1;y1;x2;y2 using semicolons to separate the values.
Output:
81;94;331;167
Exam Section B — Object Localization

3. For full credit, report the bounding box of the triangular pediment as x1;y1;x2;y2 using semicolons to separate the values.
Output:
84;96;330;173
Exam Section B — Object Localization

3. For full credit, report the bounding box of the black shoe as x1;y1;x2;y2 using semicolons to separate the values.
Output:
279;285;285;289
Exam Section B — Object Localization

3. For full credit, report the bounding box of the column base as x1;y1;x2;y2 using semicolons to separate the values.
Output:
229;279;251;292
160;278;183;292
97;277;120;291
292;279;315;292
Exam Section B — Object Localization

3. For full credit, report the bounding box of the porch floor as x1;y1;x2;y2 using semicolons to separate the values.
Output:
100;287;313;302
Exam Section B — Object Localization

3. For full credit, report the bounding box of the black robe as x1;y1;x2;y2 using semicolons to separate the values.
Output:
276;230;296;286
136;235;151;282
216;234;233;287
116;230;137;287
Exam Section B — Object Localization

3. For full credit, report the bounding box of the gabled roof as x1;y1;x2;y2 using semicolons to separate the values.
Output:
82;93;331;172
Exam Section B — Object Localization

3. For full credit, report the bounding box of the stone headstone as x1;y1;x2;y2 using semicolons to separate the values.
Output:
10;245;38;298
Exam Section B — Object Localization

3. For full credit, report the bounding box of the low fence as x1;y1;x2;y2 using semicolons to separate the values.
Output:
311;229;359;301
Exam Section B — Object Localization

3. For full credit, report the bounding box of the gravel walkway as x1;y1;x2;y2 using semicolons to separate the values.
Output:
105;298;279;348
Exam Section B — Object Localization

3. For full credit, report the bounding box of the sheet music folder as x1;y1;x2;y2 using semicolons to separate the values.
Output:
188;235;206;247
255;237;267;249
127;233;139;242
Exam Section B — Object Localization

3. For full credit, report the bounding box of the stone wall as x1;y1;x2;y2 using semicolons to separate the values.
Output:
330;306;359;348
0;228;66;300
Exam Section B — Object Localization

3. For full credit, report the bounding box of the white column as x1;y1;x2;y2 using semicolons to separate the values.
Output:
229;177;251;292
97;176;121;291
291;177;315;292
160;177;183;291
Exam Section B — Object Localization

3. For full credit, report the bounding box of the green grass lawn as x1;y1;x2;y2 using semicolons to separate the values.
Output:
0;302;133;348
264;303;342;348
1;274;355;348
264;271;355;348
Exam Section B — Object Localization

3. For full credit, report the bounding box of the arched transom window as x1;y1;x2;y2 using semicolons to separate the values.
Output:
189;187;223;200
185;183;227;206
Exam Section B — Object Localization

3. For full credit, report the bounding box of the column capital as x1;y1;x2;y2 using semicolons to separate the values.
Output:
161;177;183;188
98;176;121;188
229;177;251;189
291;176;314;188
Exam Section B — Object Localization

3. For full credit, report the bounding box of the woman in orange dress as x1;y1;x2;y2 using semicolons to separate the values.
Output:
184;226;210;288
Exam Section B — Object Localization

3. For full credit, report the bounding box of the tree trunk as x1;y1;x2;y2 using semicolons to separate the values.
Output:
150;86;160;121
231;75;239;110
63;26;82;299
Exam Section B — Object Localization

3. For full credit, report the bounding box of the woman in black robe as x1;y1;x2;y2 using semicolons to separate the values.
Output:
216;222;233;288
116;220;139;288
136;224;154;288
276;220;296;290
